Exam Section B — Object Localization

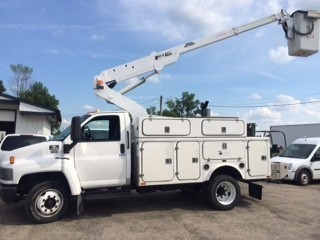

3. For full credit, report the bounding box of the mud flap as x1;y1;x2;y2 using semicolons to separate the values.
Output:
77;194;84;215
249;182;263;200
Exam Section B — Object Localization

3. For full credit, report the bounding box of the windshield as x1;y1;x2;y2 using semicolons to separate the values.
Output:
52;114;91;141
53;126;71;141
279;144;316;159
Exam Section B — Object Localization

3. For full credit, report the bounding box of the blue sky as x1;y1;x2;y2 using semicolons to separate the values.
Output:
1;0;320;130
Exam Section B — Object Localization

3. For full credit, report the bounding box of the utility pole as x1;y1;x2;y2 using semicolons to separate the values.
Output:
159;95;163;116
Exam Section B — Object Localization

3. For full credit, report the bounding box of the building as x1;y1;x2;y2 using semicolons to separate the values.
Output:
270;123;320;147
0;93;61;140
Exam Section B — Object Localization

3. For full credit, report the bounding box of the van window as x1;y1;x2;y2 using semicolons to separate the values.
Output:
280;144;316;159
1;135;47;151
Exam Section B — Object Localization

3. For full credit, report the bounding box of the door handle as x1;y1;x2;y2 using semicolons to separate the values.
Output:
120;143;125;154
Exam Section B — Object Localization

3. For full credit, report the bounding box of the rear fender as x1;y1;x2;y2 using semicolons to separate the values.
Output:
205;164;243;182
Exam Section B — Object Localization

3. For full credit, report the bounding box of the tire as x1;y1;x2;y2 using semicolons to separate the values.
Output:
24;181;69;223
297;169;311;186
206;175;240;211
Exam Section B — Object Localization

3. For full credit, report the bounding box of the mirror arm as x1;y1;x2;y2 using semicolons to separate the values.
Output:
63;142;78;154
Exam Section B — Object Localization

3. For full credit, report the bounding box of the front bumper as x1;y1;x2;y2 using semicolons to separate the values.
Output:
282;170;295;181
0;184;17;203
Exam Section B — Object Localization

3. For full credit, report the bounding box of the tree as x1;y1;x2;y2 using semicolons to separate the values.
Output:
10;64;33;97
0;80;6;93
20;82;60;134
165;92;201;117
20;82;59;108
146;106;159;115
147;92;201;117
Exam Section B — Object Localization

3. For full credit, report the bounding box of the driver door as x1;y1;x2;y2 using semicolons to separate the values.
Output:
311;147;320;179
74;114;127;188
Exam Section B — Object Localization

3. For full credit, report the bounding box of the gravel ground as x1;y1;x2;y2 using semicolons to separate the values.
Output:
0;181;319;240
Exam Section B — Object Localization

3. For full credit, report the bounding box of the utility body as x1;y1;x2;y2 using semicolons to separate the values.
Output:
0;10;320;223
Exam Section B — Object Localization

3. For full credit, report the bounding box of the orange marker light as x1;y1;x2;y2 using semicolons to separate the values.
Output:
9;156;15;164
96;80;104;89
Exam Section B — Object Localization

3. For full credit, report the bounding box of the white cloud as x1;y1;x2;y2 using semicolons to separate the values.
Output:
269;46;295;64
126;73;170;86
91;34;105;41
255;0;283;13
83;105;97;112
149;73;170;83
44;48;75;56
112;0;272;41
254;30;265;38
61;118;71;130
272;95;320;121
95;0;319;43
247;107;282;125
86;52;107;58
245;94;320;130
249;93;262;100
288;0;320;13
273;94;300;111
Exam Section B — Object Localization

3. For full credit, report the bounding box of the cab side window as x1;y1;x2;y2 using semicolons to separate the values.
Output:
82;115;120;142
313;148;320;161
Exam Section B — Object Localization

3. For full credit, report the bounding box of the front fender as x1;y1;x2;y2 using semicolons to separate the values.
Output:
294;166;313;181
0;141;82;196
61;159;82;195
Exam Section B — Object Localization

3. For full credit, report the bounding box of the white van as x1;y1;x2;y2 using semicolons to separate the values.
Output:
271;138;320;185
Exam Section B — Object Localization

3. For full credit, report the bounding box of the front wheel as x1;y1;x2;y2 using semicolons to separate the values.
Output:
297;169;311;186
206;175;240;211
24;181;69;223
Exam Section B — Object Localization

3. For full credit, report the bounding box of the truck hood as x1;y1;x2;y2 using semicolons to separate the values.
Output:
0;141;63;166
0;141;66;184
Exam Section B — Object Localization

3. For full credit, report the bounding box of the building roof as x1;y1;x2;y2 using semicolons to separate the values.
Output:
0;93;61;123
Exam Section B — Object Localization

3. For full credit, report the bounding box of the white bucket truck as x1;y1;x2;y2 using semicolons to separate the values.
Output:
0;10;319;223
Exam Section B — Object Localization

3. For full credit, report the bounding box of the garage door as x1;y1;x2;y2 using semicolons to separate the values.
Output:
0;110;15;121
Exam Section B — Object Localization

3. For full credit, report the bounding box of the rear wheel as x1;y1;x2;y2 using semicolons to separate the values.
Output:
297;169;311;186
206;175;240;210
24;181;69;223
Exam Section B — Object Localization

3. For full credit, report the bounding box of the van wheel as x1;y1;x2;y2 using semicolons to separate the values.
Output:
206;175;240;210
297;170;311;186
24;181;69;223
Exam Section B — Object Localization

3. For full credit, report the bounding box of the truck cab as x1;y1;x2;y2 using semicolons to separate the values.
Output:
271;138;320;185
0;111;132;222
72;112;131;187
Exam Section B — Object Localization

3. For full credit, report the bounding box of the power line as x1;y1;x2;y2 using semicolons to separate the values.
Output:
210;100;320;108
60;98;320;118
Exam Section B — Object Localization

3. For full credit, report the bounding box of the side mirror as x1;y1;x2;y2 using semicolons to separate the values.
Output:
71;116;82;142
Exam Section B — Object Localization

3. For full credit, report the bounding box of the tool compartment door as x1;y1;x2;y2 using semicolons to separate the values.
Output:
141;141;175;182
247;140;269;177
176;141;201;180
142;118;191;136
202;140;246;160
202;119;245;136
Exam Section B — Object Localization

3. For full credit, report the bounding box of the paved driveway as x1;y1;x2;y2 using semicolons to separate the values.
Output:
0;181;319;240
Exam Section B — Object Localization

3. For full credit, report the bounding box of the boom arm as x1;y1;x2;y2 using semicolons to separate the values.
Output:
94;10;320;121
